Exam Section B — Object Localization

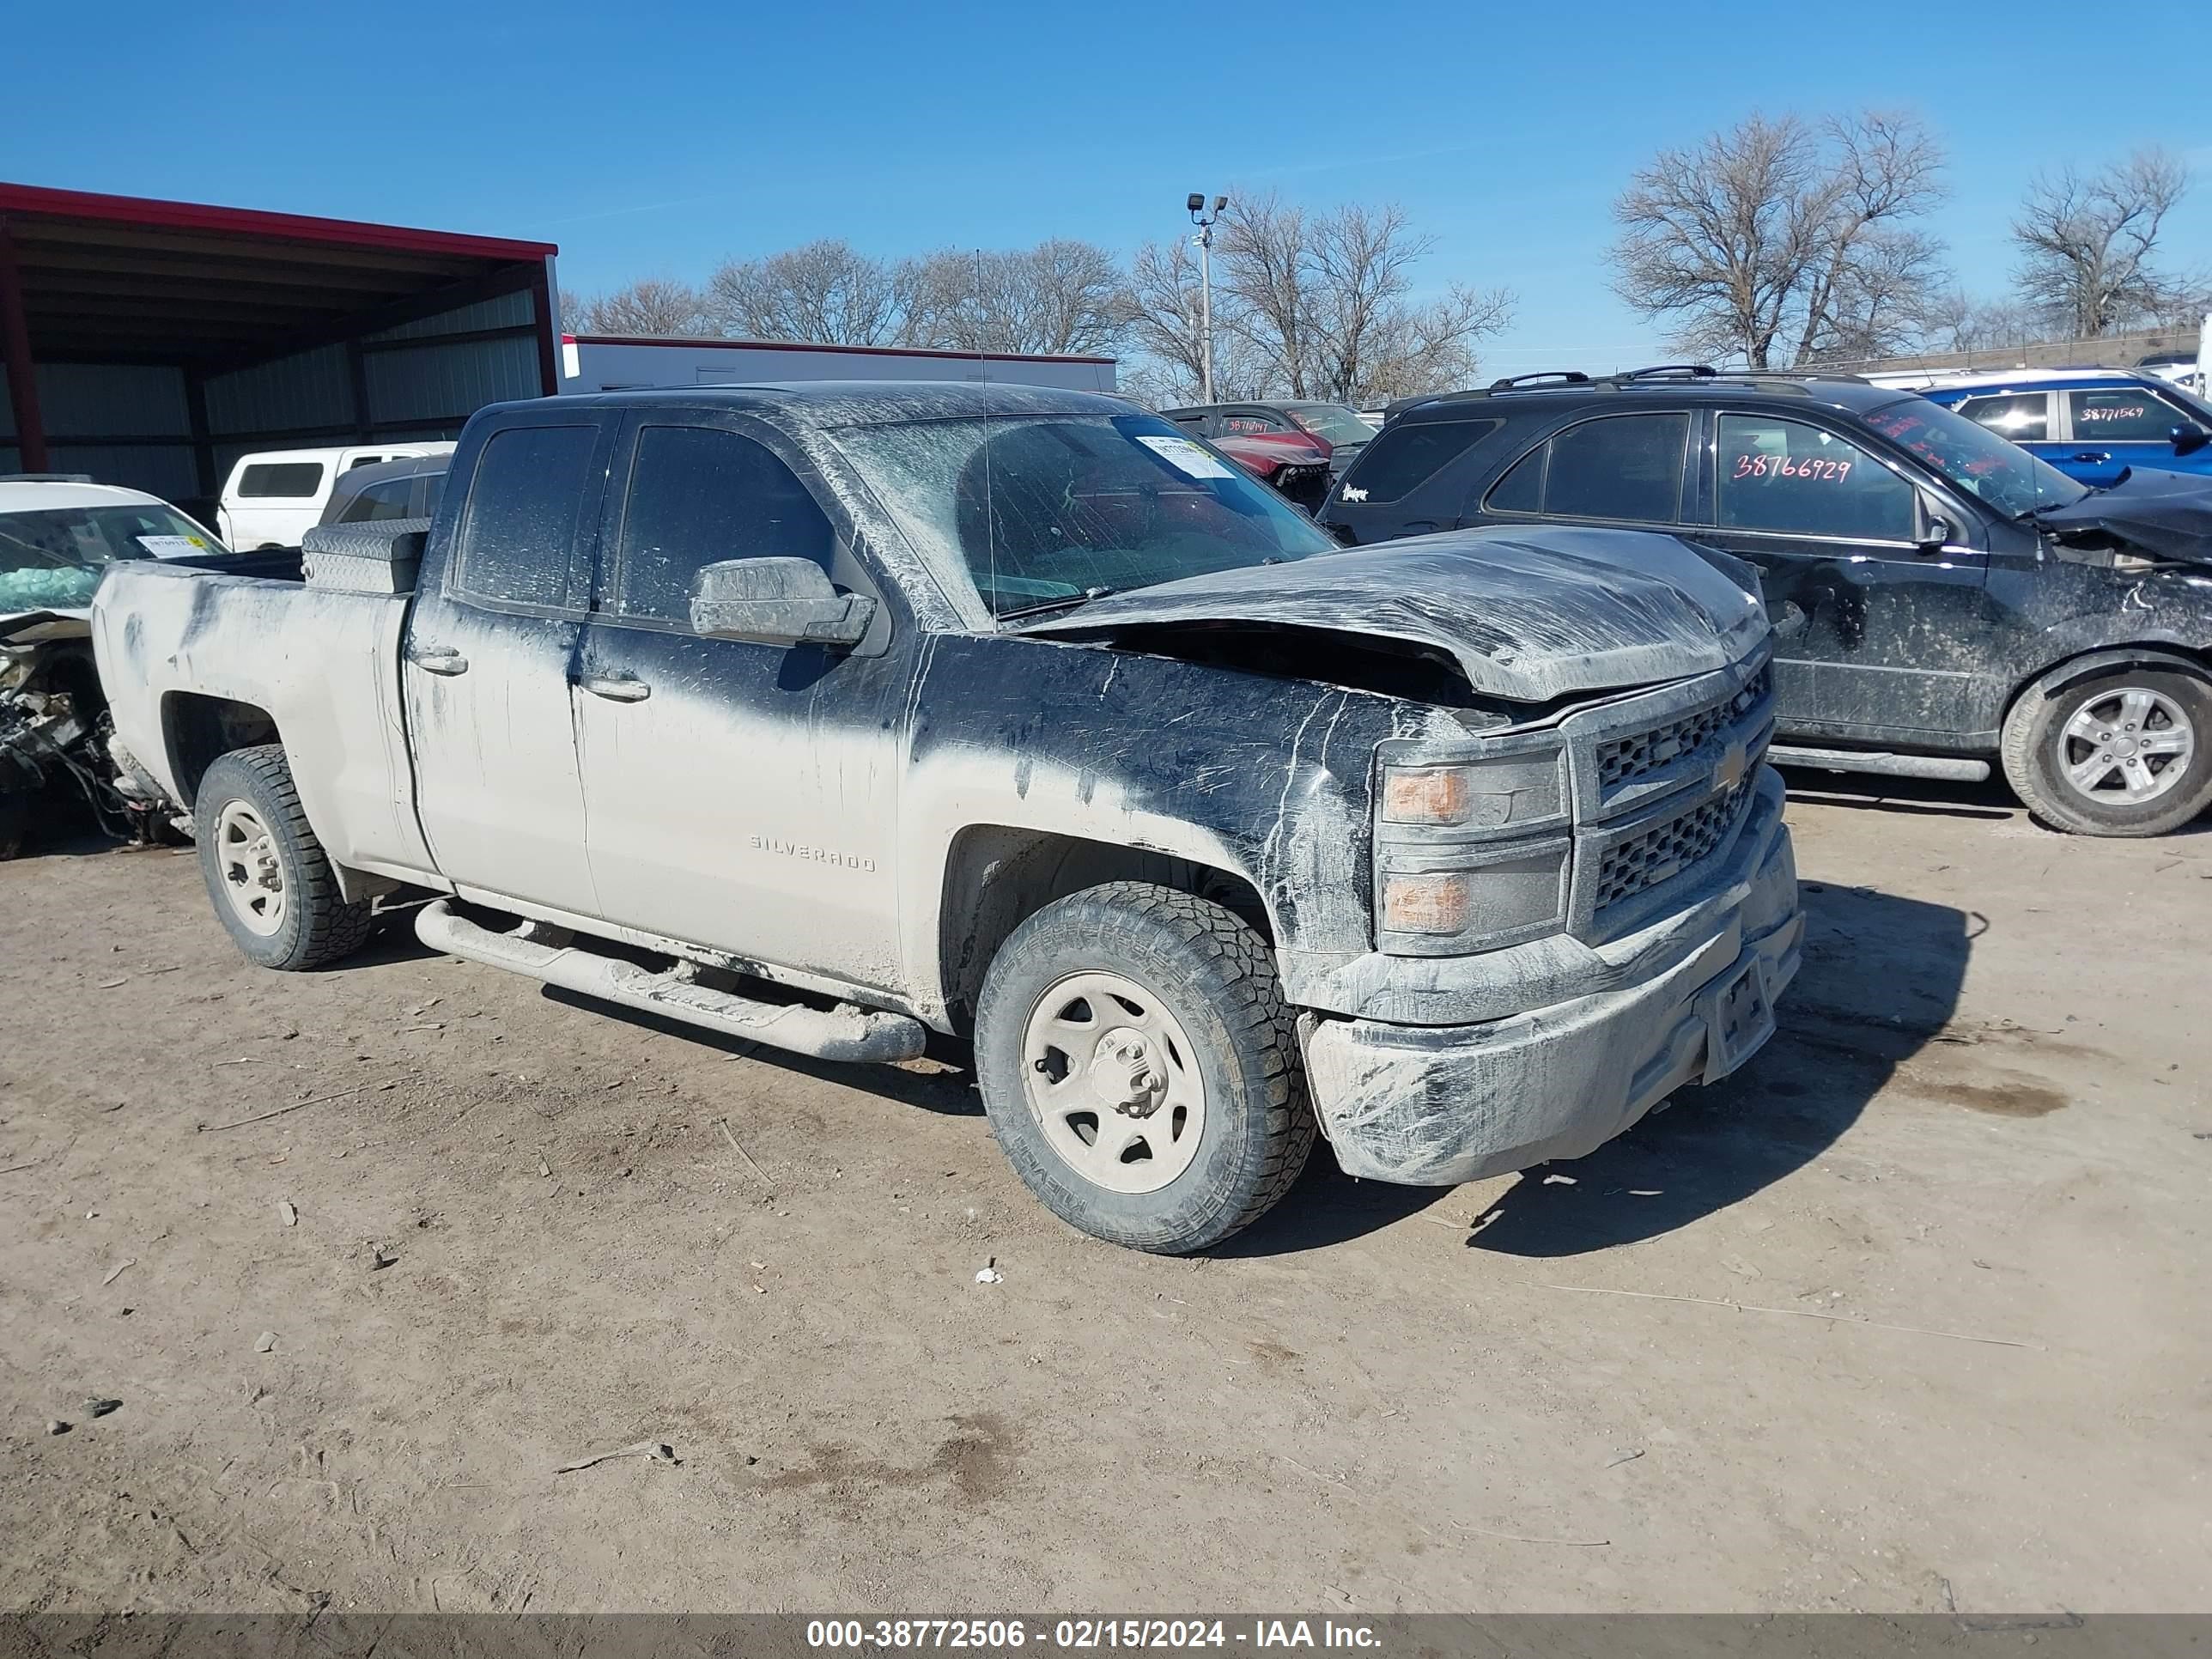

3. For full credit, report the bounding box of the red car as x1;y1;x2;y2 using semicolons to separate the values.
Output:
1164;401;1377;514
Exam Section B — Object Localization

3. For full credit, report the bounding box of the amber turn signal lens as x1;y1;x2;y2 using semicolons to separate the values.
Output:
1381;872;1472;935
1381;766;1472;825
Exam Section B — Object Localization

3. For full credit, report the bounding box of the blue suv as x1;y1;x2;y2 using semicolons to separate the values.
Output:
1919;368;2212;487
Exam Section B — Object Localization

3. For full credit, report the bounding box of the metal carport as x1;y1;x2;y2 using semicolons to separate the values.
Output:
0;182;558;511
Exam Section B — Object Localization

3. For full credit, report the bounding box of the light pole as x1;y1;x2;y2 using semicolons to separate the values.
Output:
1188;192;1226;404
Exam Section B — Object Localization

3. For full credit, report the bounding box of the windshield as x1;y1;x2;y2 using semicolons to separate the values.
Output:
836;411;1339;618
1285;404;1379;446
0;503;230;611
1864;398;2089;519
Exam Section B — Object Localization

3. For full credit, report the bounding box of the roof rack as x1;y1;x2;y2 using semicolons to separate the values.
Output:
1486;370;1592;392
1613;364;1719;382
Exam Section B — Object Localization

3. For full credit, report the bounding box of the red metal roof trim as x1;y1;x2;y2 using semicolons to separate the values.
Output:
568;332;1115;366
0;181;556;261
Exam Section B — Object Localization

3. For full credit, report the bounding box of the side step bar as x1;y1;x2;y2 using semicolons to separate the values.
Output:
1769;744;1991;783
415;900;927;1064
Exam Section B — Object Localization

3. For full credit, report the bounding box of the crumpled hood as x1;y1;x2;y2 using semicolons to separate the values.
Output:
0;608;90;647
2036;467;2212;564
1011;526;1767;703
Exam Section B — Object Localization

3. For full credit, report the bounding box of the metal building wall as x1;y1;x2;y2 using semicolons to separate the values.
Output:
8;272;551;505
2;362;196;497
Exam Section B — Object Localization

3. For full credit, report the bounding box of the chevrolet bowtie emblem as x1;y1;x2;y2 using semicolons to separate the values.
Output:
1714;738;1749;793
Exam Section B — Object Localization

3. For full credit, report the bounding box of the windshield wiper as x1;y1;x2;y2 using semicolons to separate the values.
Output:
995;585;1119;623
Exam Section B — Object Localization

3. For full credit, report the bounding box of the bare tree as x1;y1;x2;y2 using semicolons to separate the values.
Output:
2012;149;2191;337
902;241;1127;356
703;240;908;345
1915;289;2043;355
1162;192;1510;403
1610;111;1948;368
1302;203;1513;400
1216;195;1316;395
564;277;708;337
1791;113;1948;362
1119;236;1271;404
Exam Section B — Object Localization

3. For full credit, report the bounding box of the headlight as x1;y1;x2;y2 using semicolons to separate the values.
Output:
1376;842;1571;955
1380;872;1472;934
1380;750;1565;830
1372;741;1571;956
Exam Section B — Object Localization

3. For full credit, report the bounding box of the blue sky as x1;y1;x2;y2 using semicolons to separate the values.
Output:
10;0;2209;376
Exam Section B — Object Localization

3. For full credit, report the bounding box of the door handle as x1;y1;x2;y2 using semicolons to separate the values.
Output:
2070;452;2111;464
406;643;469;676
577;673;651;703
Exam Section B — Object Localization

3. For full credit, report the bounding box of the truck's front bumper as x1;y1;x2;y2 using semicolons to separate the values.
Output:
1297;785;1801;1187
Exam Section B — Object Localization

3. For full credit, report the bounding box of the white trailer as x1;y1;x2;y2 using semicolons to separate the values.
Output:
558;333;1118;396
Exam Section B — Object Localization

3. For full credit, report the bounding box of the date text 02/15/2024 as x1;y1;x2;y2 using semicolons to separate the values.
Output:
805;1620;1384;1650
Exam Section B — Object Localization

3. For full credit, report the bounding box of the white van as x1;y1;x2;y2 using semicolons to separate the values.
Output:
217;443;455;549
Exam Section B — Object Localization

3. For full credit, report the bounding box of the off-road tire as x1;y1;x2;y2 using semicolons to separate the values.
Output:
195;745;375;969
975;881;1314;1253
2001;668;2212;838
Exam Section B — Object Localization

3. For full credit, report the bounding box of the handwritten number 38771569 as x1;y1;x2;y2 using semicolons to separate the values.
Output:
1733;453;1852;482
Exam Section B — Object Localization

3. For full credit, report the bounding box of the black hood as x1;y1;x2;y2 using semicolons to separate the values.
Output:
2037;467;2212;564
1009;526;1768;704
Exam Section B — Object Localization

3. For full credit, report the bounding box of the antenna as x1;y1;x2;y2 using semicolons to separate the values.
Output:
977;246;996;624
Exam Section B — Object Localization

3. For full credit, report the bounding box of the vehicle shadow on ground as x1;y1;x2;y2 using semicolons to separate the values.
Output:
1226;880;1975;1260
538;985;983;1116
1778;765;2020;822
1452;880;1975;1259
1783;768;2212;838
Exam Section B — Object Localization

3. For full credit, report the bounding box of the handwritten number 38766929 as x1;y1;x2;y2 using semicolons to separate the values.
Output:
1733;453;1853;482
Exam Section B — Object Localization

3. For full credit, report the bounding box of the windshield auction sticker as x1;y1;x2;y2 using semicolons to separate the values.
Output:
135;534;210;559
1135;435;1237;480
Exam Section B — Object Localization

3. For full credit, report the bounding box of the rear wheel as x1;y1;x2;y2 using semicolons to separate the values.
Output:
2002;668;2212;837
195;745;374;969
974;882;1313;1254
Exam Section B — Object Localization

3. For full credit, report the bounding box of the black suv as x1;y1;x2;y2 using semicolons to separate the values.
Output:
1321;366;2212;837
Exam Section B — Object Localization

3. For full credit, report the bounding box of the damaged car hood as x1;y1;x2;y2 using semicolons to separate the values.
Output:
2036;468;2212;564
1009;526;1767;702
0;608;91;647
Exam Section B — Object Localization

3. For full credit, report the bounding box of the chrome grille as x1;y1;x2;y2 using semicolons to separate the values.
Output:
1595;664;1773;791
1591;780;1753;917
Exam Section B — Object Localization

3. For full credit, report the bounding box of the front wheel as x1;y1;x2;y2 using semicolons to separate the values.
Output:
2001;668;2212;837
195;745;374;969
974;882;1313;1254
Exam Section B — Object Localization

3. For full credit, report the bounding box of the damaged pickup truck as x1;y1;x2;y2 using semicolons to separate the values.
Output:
1;477;231;855
92;385;1800;1252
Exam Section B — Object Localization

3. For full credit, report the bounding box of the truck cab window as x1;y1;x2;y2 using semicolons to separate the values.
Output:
453;424;600;610
614;425;835;624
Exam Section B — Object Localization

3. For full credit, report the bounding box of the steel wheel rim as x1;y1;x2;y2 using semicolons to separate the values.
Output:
215;799;287;936
1020;969;1207;1194
2058;687;2195;806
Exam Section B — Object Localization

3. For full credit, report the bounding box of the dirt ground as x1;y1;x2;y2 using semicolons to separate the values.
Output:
1;775;2206;1616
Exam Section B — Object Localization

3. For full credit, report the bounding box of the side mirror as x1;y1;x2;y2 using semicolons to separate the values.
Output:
689;557;877;648
1916;516;1954;557
2170;423;2211;458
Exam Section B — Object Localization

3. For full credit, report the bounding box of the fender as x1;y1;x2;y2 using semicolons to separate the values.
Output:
2017;644;2212;711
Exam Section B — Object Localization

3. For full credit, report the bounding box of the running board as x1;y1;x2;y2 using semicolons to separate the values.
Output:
1769;744;1991;783
415;900;927;1064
